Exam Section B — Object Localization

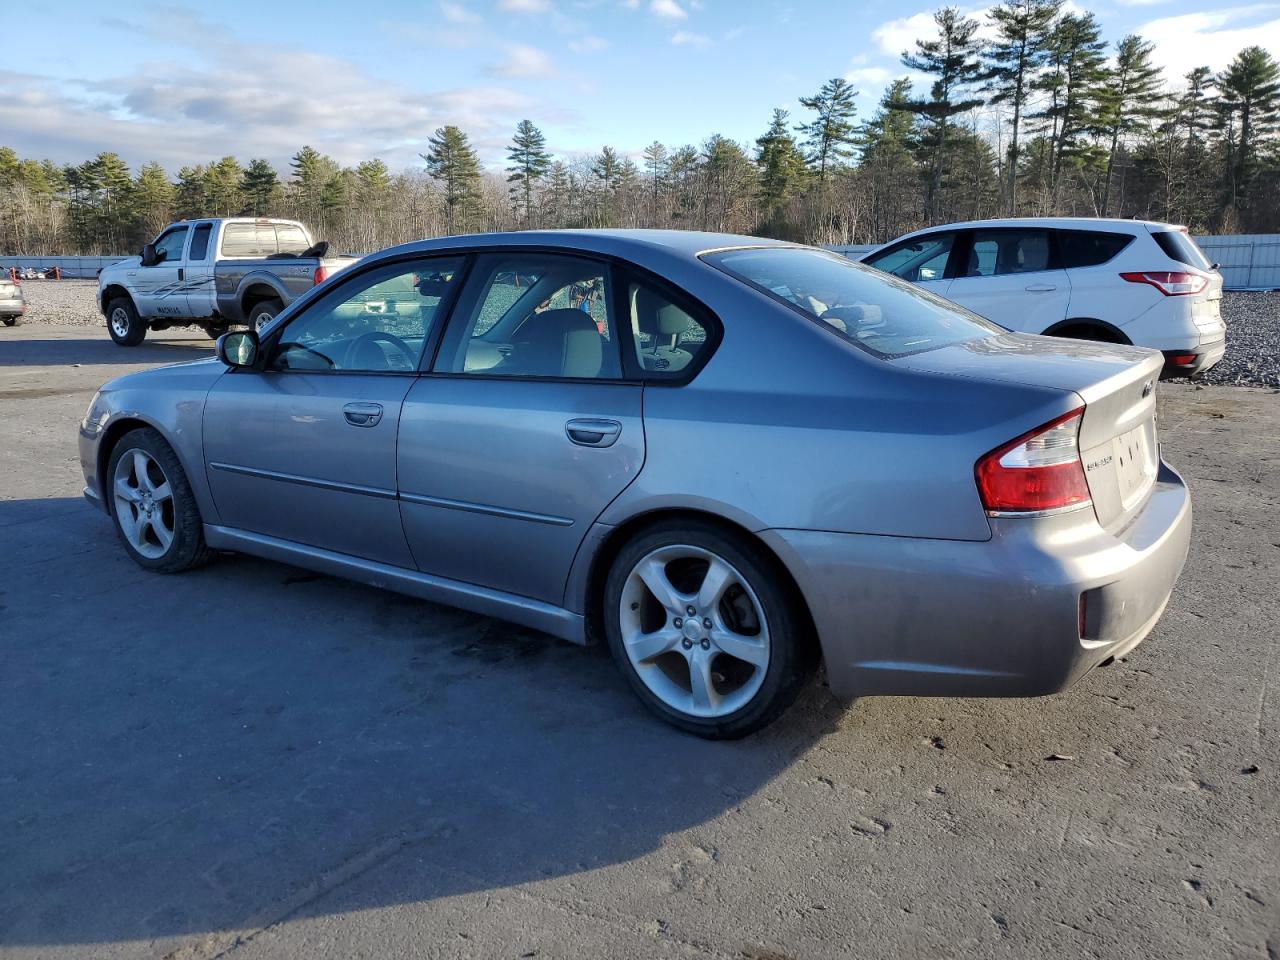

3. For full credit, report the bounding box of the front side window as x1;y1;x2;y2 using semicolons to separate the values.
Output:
188;224;213;262
153;227;188;264
628;282;709;377
269;257;464;373
437;254;620;379
864;232;955;282
706;246;999;358
963;229;1052;277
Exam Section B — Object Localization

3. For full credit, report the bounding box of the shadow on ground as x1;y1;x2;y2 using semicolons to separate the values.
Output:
0;497;839;952
0;337;213;368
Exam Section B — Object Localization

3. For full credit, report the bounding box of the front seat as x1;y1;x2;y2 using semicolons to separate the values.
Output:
513;308;604;378
633;287;693;372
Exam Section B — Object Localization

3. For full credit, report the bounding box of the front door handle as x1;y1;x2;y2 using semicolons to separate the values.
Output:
566;418;622;447
1025;283;1057;292
343;402;383;427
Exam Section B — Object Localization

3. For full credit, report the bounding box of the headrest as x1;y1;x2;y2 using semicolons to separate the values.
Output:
634;286;691;337
518;308;602;378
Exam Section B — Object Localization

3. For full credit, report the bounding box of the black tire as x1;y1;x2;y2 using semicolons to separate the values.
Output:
2;316;21;327
106;427;212;573
249;299;284;333
106;296;146;346
603;519;814;739
1047;323;1126;345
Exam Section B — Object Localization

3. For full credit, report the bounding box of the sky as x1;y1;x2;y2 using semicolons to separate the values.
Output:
1;0;1277;175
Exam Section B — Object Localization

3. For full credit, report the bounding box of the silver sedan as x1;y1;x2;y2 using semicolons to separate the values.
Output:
79;231;1191;738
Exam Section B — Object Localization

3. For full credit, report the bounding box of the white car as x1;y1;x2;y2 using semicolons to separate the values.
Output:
859;218;1226;377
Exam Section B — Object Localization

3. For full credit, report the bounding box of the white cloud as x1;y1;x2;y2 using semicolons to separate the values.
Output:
670;30;709;45
619;0;640;8
1137;6;1280;82
490;44;558;78
844;65;891;89
569;34;609;52
439;1;480;23
650;0;687;21
1116;0;1171;6
498;0;552;11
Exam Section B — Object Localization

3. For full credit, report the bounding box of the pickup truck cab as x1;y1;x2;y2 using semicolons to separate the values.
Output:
98;217;358;345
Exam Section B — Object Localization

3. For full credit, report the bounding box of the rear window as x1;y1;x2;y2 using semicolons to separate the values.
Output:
1152;230;1211;270
1056;230;1133;268
706;247;1000;358
275;224;311;254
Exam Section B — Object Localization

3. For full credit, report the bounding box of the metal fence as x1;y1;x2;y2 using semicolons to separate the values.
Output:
0;256;126;279
828;235;1280;291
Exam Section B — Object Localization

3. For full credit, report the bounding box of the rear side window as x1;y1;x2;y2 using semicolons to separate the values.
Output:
628;282;711;378
188;223;213;261
1056;230;1132;268
275;224;310;254
1152;231;1211;270
706;247;999;358
864;232;954;282
221;223;278;258
963;229;1052;277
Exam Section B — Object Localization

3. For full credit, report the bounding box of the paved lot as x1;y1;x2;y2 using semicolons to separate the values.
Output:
1;323;1277;960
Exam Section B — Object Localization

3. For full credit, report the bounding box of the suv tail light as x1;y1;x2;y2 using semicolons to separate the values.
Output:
975;408;1091;515
313;265;328;286
1120;271;1208;296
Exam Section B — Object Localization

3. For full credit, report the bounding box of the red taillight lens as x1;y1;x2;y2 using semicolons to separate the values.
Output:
975;408;1091;515
1120;271;1208;296
313;265;328;286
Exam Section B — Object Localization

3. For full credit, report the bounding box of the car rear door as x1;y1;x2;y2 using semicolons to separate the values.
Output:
203;254;467;567
182;222;216;318
397;251;644;604
945;227;1070;332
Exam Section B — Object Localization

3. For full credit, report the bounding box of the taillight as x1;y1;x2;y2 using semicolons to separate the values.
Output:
313;265;328;286
975;408;1091;515
1120;271;1208;296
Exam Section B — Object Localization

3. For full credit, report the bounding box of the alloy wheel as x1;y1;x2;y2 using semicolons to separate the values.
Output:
110;307;131;339
112;448;175;559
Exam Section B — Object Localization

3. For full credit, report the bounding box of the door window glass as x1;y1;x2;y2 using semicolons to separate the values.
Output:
153;227;188;264
438;255;620;379
1056;230;1132;268
628;282;710;377
188;224;212;262
864;233;954;282
963;229;1052;277
269;257;464;373
274;224;310;254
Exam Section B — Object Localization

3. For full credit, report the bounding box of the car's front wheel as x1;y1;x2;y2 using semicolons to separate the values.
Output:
107;428;211;573
106;297;146;346
603;520;813;738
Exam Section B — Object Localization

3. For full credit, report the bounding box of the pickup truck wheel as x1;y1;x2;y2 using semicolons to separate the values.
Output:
2;316;21;327
106;297;146;346
249;299;284;333
108;428;211;573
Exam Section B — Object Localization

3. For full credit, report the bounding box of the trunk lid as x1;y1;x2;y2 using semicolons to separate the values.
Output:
895;332;1164;530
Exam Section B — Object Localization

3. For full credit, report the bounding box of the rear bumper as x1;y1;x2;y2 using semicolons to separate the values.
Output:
1162;338;1225;378
762;461;1192;699
0;298;24;315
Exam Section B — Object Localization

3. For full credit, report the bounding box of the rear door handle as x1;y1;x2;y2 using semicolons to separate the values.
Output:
566;418;622;447
343;402;383;427
1025;283;1057;292
178;268;185;281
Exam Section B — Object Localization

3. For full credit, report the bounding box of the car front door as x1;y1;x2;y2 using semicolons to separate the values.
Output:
202;255;468;567
944;228;1071;332
861;230;957;299
133;225;189;319
397;252;644;604
182;222;216;318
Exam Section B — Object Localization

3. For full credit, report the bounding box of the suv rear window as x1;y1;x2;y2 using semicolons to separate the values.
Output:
705;247;999;358
1055;230;1133;268
1152;230;1211;270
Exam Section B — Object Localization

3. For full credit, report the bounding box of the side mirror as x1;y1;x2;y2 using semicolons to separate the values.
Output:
216;330;259;368
140;243;159;267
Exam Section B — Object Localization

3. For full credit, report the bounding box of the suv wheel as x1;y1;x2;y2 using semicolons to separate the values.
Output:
107;428;211;573
603;520;813;739
106;297;146;346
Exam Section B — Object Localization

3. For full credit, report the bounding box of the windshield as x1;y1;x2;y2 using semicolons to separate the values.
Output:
705;246;1000;358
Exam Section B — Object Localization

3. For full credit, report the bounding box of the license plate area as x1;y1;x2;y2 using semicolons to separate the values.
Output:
1115;421;1158;510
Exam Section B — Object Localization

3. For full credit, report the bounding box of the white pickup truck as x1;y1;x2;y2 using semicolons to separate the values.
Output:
97;217;358;345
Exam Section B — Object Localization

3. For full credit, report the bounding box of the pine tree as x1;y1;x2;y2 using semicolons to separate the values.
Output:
203;156;244;217
858;80;923;239
900;7;988;219
133;162;174;241
985;0;1061;214
1094;35;1165;215
239;159;281;215
755;108;808;218
798;78;858;180
290;146;339;228
641;141;669;223
422;126;482;233
505;119;551;226
1217;46;1280;212
174;165;208;221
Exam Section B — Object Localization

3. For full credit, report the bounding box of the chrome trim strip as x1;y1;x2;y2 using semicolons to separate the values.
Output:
208;461;398;500
399;491;574;527
986;501;1094;519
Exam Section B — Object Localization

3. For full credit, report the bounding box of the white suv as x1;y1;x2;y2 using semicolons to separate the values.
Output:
859;218;1226;377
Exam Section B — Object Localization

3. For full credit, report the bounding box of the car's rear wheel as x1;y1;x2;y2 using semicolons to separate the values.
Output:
603;520;812;739
107;428;211;573
249;299;284;333
106;297;146;346
2;316;21;327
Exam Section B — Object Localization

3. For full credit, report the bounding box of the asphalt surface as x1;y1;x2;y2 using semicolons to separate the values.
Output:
1;324;1277;960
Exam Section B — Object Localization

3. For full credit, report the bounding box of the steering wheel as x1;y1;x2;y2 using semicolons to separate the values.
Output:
345;330;417;371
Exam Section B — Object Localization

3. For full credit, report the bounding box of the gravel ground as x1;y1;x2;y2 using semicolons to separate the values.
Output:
11;279;1280;387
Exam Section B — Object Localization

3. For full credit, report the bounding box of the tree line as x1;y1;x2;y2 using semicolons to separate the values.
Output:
2;2;1278;257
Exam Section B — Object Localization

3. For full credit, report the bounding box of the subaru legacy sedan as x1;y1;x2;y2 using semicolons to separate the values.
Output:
79;230;1191;738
